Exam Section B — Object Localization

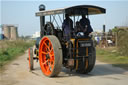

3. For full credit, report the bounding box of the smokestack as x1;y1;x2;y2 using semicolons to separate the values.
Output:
39;4;45;37
103;24;106;33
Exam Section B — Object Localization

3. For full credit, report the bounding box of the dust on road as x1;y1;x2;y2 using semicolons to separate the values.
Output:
0;51;128;85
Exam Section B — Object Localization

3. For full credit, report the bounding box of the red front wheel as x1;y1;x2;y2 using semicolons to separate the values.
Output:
39;35;62;77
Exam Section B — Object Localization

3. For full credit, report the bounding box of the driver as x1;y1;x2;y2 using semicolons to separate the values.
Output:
80;14;93;36
62;14;73;41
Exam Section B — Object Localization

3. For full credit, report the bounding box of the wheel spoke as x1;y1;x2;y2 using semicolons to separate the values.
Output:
50;48;53;53
42;60;49;65
47;46;53;58
46;63;50;72
49;58;54;69
44;42;48;48
49;58;53;62
50;62;54;69
49;64;53;71
47;62;52;72
47;47;51;52
49;52;54;58
41;51;48;55
44;42;51;52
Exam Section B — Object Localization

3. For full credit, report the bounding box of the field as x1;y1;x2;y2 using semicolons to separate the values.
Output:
96;47;128;70
0;40;34;68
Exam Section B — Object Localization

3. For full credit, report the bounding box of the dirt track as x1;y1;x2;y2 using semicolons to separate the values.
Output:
0;51;128;85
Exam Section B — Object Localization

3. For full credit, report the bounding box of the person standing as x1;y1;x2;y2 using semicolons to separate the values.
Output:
80;15;93;36
62;14;73;41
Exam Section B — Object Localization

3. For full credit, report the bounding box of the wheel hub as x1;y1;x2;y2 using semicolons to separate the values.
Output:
46;54;50;60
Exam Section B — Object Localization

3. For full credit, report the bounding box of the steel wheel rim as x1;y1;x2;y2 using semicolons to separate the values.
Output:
39;37;54;76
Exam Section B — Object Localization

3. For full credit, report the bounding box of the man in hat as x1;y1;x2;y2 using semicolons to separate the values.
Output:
62;14;73;41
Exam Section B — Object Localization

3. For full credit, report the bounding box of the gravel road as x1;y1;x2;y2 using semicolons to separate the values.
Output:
0;51;128;85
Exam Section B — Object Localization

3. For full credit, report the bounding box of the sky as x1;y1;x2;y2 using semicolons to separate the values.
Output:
1;0;128;36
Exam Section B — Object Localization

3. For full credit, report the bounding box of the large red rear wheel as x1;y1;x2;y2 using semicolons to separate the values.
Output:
39;35;62;77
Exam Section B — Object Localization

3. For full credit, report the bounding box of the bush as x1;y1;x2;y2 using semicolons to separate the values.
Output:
117;30;128;56
0;40;34;67
96;47;128;70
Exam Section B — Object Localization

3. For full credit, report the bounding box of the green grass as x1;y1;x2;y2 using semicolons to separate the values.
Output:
96;47;128;70
0;40;34;68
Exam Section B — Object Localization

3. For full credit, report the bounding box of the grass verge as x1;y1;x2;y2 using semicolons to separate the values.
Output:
96;47;128;70
0;40;34;68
